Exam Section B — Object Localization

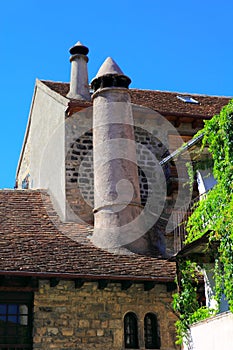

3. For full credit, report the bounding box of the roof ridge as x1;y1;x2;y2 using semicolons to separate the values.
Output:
130;88;233;98
0;188;49;193
41;80;233;98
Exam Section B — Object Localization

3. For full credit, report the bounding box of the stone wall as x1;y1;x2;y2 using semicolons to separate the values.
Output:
33;279;178;350
65;107;93;223
135;126;167;206
65;122;167;224
66;130;94;224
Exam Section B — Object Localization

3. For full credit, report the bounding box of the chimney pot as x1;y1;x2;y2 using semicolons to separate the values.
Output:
91;57;147;254
69;41;89;56
66;41;91;101
91;57;131;93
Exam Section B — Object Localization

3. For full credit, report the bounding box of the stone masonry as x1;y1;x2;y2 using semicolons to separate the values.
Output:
33;279;178;350
66;130;94;224
65;124;167;225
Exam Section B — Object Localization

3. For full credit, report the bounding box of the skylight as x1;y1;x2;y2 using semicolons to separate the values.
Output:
177;95;199;104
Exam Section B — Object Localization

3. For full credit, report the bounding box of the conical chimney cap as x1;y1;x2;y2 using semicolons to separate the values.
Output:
95;57;124;79
69;41;89;55
91;57;131;92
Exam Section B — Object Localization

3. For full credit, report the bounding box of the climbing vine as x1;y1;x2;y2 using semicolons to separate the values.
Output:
173;99;233;344
173;260;215;345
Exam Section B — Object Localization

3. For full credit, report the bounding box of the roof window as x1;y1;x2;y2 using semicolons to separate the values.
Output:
177;95;199;104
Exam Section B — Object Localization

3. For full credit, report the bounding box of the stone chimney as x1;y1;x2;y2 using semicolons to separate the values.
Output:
90;57;149;254
66;41;91;101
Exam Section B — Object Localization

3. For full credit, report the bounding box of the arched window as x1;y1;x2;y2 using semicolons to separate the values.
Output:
124;312;139;349
144;313;161;349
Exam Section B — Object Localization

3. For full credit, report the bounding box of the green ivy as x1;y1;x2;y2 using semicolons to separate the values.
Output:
172;261;215;345
172;261;198;345
173;99;233;344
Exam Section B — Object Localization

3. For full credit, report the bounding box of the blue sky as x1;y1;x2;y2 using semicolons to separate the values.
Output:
0;0;232;188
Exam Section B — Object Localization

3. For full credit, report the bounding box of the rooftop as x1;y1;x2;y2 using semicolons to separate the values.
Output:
0;190;176;282
42;80;232;118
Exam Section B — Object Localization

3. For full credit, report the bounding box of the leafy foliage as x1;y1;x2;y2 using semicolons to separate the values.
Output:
173;99;233;344
173;261;215;345
172;261;198;344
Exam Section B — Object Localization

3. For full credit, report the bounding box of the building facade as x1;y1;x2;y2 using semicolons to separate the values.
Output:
0;41;231;349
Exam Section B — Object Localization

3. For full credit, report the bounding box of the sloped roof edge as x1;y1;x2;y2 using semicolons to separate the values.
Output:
0;189;176;281
41;80;232;119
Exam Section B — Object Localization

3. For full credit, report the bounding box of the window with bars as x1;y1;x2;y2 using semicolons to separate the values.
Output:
124;312;139;349
144;313;161;349
0;292;33;349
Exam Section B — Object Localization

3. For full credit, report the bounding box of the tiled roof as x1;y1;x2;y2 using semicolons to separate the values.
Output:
42;80;232;118
0;190;176;282
129;89;231;118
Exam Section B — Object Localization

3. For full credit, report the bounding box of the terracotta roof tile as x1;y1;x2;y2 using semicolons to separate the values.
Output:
129;89;231;118
0;190;176;281
42;80;232;118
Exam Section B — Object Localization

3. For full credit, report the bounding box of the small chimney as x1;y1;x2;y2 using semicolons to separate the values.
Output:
66;41;91;101
91;57;149;254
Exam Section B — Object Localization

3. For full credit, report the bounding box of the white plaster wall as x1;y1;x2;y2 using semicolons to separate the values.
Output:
183;312;233;350
197;168;217;196
18;80;67;220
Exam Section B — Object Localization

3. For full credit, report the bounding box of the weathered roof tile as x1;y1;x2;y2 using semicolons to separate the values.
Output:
42;80;232;118
0;190;176;281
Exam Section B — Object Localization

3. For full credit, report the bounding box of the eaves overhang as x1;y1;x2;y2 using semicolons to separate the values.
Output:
0;270;175;283
171;232;219;264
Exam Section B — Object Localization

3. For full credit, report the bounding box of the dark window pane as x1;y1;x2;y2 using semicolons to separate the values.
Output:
124;312;139;349
8;315;18;323
0;293;33;349
8;305;18;315
144;313;161;349
0;305;7;314
0;315;7;322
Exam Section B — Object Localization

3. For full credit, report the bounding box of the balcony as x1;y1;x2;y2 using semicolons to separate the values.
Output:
173;193;205;254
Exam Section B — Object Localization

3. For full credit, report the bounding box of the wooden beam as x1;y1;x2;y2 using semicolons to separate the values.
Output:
0;276;38;290
50;278;59;288
0;276;5;286
144;281;155;291
98;280;108;290
174;118;181;127
166;282;177;292
30;277;38;288
121;281;133;290
74;279;85;289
